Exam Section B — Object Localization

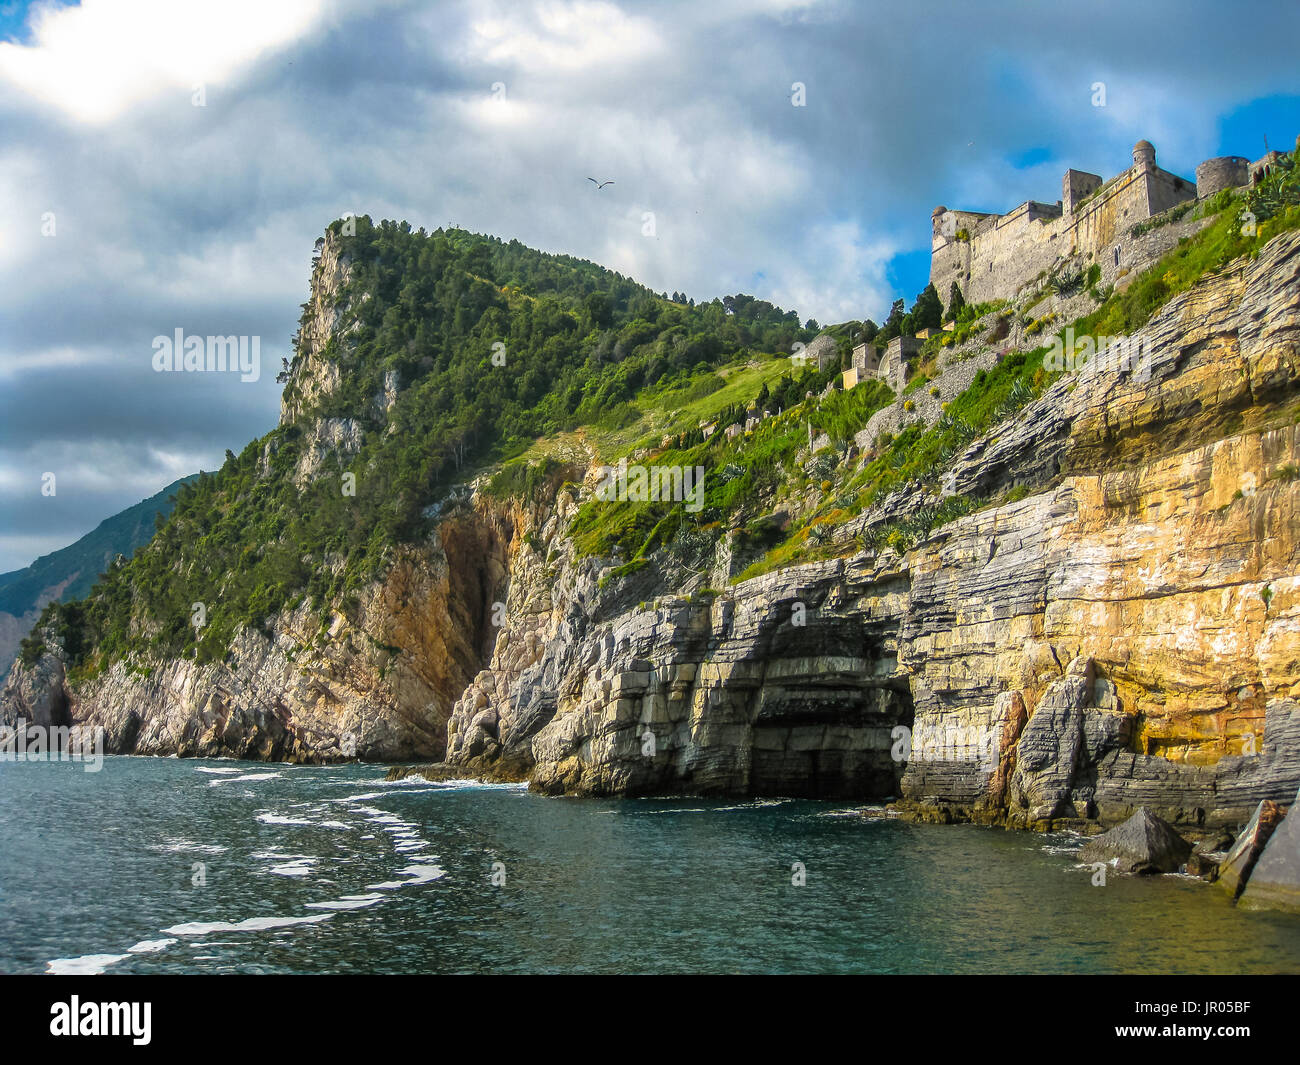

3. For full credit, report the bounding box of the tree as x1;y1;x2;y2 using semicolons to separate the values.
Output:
876;299;906;344
910;282;943;332
945;281;966;322
584;291;614;329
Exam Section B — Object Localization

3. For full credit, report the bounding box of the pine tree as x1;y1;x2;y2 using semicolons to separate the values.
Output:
945;281;966;322
910;282;943;332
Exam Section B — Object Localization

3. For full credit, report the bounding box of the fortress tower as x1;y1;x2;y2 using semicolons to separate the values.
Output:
1197;156;1250;198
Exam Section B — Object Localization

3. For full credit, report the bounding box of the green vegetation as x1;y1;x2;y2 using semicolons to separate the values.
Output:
29;148;1300;668
569;376;892;563
41;218;816;669
735;151;1300;579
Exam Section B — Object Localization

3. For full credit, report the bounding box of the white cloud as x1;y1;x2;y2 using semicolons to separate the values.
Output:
0;0;327;122
469;0;663;72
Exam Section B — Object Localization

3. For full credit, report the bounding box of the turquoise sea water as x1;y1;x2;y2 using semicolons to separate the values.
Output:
1;756;1298;974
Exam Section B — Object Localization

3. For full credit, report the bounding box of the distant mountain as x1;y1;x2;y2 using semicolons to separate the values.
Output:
0;476;198;672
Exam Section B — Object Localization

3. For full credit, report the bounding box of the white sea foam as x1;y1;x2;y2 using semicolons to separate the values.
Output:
150;838;229;854
128;938;177;954
46;953;129;975
256;813;314;826
305;893;385;911
712;799;791;811
366;863;446;890
195;766;244;775
163;914;333;936
269;859;316;877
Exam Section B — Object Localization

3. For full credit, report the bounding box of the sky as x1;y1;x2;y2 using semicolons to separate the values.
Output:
0;0;1298;573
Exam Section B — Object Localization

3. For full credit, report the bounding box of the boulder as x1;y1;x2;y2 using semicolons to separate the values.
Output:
1186;847;1222;881
1216;799;1287;900
1239;791;1300;914
1078;807;1192;874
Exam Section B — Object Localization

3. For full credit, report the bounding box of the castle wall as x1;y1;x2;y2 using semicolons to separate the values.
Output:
936;201;1068;306
1196;156;1249;199
850;341;880;375
878;336;921;388
930;146;1199;308
1063;169;1102;216
1145;166;1198;216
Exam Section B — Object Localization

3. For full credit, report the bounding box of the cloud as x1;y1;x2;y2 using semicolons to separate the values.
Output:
0;0;1298;570
467;0;664;72
0;0;327;122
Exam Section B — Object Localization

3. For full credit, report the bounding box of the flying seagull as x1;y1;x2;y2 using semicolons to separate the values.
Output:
588;178;614;189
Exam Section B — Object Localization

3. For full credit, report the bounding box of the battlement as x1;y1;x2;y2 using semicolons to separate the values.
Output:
930;139;1246;307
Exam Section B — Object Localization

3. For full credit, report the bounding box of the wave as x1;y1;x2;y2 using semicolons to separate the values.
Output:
128;938;177;954
268;859;316;877
162;914;334;936
305;894;385;911
46;952;129;975
366;864;446;890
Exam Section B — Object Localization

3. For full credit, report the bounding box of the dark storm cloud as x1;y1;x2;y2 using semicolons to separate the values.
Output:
1;0;1297;569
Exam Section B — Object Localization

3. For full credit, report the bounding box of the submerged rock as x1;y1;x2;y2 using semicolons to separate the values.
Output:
1216;799;1287;900
1238;792;1300;914
1077;808;1192;874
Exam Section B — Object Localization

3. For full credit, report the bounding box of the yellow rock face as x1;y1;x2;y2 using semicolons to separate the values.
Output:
900;230;1300;827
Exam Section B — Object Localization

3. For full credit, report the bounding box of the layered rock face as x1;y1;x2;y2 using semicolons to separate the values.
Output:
522;557;909;798
1;497;514;762
894;230;1300;830
3;223;1297;832
448;230;1300;830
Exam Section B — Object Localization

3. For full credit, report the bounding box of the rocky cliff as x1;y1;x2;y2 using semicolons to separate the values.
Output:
2;232;523;762
446;228;1300;835
3;221;1298;843
1;505;515;761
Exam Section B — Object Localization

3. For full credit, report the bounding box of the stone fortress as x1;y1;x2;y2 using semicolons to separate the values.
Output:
840;138;1285;395
929;138;1284;308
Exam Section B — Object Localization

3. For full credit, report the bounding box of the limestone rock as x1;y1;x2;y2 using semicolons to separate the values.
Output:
1239;791;1300;913
1078;808;1192;874
1216;799;1287;899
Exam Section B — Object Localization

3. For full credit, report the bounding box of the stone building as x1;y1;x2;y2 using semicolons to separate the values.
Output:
929;139;1273;307
842;339;881;389
878;337;921;390
843;335;923;391
850;340;880;375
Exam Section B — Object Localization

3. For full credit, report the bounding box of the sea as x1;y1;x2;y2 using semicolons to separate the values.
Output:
2;756;1298;974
